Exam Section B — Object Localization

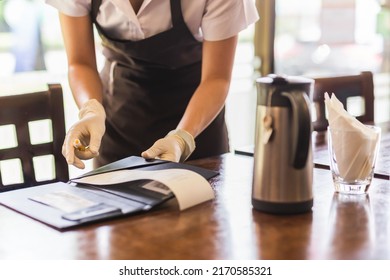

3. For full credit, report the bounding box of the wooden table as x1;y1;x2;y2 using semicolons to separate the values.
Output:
0;153;389;260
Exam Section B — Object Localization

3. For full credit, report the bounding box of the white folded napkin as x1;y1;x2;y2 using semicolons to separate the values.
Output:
324;92;380;181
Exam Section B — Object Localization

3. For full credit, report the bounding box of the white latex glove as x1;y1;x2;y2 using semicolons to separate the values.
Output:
62;99;106;169
141;129;196;162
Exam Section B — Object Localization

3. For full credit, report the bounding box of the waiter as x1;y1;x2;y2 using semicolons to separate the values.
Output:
46;0;259;168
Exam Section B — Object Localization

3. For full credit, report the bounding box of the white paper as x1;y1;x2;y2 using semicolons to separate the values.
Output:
30;191;98;213
325;93;380;180
71;169;215;211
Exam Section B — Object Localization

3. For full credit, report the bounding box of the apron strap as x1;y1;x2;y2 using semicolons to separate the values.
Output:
171;0;185;27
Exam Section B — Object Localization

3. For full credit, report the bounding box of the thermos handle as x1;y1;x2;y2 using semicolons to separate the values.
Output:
282;91;311;169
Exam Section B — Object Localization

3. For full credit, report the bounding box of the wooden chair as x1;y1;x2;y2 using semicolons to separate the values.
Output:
311;71;374;132
0;84;69;192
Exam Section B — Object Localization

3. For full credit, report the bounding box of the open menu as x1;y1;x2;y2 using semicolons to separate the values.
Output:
0;156;218;230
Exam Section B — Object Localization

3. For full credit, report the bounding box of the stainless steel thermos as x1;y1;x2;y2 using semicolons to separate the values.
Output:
252;74;314;214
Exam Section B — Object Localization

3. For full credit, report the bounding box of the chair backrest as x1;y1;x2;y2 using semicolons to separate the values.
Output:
0;84;69;192
312;71;374;132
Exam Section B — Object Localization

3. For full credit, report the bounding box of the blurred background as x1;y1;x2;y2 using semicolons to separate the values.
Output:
0;0;389;177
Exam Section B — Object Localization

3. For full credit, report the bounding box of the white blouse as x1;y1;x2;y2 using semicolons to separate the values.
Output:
45;0;259;41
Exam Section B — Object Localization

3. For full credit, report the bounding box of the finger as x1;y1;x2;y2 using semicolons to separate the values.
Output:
141;149;157;159
72;157;85;169
141;145;164;159
74;148;99;160
88;130;103;154
62;134;77;165
158;153;177;162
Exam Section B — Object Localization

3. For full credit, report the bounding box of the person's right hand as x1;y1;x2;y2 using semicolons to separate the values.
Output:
62;99;106;169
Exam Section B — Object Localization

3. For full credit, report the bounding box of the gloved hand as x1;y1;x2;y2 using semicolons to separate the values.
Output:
141;129;196;162
62;99;106;169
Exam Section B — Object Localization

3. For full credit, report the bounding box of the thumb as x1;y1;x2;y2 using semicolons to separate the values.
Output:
141;143;164;159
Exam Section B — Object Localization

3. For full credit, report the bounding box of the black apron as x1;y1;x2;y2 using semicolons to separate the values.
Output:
91;0;229;167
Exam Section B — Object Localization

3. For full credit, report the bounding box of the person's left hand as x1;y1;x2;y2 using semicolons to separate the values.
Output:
141;129;196;162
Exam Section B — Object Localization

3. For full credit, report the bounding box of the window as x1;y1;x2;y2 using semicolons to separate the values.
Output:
255;0;390;123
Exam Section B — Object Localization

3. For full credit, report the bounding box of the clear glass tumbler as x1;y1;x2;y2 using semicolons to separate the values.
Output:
327;125;381;194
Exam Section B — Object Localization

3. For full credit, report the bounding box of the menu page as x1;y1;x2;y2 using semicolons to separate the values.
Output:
71;168;215;210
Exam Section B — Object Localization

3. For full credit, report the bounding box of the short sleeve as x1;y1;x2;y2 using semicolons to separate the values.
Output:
45;0;91;17
201;0;259;41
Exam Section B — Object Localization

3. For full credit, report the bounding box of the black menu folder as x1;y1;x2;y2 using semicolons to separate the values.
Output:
0;156;218;230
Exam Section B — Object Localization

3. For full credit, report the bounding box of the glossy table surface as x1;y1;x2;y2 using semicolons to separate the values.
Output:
1;152;390;260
